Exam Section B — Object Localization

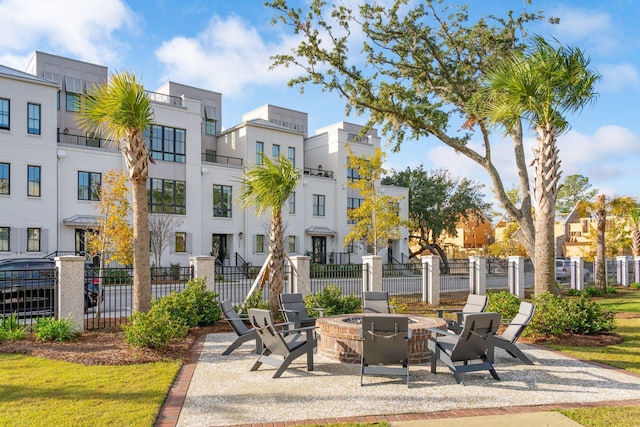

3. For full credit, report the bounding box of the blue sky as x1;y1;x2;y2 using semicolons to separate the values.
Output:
1;0;639;212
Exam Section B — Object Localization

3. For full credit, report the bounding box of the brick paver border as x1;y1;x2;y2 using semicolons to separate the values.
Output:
154;337;640;427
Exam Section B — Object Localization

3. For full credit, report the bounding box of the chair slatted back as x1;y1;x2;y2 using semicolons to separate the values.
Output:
502;302;536;343
248;308;290;357
462;294;489;313
278;293;313;325
363;291;391;314
220;299;249;336
361;315;409;366
450;312;501;362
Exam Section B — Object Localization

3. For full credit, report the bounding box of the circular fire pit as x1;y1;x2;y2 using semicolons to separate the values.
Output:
316;314;447;364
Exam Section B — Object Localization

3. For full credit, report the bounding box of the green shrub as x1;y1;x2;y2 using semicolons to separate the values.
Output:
102;268;132;285
236;289;270;314
0;313;26;341
486;290;521;319
631;282;640;290
606;286;618;294
33;317;77;342
529;292;615;337
122;310;189;349
584;287;603;297
170;263;181;280
566;288;582;296
305;284;361;316
152;278;221;327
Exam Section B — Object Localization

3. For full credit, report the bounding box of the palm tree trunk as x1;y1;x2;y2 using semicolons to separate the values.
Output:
268;210;285;319
131;177;152;312
532;123;562;295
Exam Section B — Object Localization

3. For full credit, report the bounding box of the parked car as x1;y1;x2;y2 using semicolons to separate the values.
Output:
0;258;100;316
555;258;591;283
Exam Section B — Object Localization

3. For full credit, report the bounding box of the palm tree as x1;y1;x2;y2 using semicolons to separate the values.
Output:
578;195;637;291
481;36;600;296
627;204;640;258
237;154;301;317
77;71;154;313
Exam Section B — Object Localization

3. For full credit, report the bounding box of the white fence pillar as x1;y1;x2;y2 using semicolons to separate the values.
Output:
290;255;311;297
422;255;440;305
617;256;629;287
190;256;216;292
363;255;382;292
507;256;525;298
55;256;85;332
635;256;640;284
570;257;585;291
469;256;486;295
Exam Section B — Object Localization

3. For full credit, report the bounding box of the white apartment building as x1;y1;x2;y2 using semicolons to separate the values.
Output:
0;51;409;267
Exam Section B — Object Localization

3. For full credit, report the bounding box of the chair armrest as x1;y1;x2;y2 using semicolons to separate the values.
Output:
274;322;296;331
427;327;458;338
278;325;318;335
313;307;327;317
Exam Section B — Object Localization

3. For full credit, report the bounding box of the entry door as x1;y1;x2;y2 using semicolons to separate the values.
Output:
212;234;228;263
312;236;327;264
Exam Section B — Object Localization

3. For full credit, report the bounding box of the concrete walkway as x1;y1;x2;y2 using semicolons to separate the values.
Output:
155;333;640;427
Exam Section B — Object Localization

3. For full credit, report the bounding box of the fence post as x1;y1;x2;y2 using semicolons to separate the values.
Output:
423;255;440;305
507;256;525;298
617;255;629;287
635;256;640;283
469;256;486;295
570;257;585;291
362;255;382;292
290;255;311;297
190;256;216;292
55;256;85;332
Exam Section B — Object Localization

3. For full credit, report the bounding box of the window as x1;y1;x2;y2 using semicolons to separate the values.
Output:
145;125;186;163
313;194;325;216
0;98;9;130
288;147;295;167
255;234;265;253
66;93;80;112
347;197;364;224
256;141;264;165
213;184;232;218
27;228;41;252
287;192;295;214
0;162;9;195
175;232;186;253
205;105;217;136
27;103;41;135
272;144;280;158
27;165;41;197
288;235;297;254
0;227;9;251
347;163;362;182
148;178;186;214
78;171;101;201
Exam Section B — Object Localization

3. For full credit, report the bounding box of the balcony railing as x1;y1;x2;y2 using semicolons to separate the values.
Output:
303;167;334;178
146;90;183;107
57;131;118;151
201;152;243;167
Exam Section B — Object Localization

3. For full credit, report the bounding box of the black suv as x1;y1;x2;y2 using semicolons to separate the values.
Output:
0;258;100;316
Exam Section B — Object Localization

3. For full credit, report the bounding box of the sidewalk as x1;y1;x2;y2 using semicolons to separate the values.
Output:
155;333;640;427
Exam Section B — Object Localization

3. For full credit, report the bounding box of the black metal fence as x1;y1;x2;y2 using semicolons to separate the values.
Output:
84;266;193;330
0;267;57;329
310;264;365;298
382;262;423;304
439;258;470;303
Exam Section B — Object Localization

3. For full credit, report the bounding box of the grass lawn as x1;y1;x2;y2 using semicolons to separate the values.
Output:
0;354;181;427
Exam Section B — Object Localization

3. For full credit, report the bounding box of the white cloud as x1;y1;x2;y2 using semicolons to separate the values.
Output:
548;7;618;55
155;15;301;96
0;0;135;65
598;63;640;93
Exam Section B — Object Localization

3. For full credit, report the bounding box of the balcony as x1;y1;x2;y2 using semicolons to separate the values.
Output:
201;152;243;167
304;166;334;178
57;131;118;151
146;90;183;107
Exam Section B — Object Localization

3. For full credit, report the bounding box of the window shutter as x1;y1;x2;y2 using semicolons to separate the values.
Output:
186;233;193;253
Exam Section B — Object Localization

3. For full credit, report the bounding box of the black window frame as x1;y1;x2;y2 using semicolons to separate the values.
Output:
27;165;41;197
212;184;232;218
147;178;186;214
0;98;9;130
313;194;326;216
27;103;41;135
78;171;102;201
0;162;9;195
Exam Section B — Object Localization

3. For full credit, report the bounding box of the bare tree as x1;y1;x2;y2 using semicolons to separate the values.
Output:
149;212;184;267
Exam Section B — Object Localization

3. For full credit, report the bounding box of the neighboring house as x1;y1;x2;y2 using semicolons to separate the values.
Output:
0;51;409;266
